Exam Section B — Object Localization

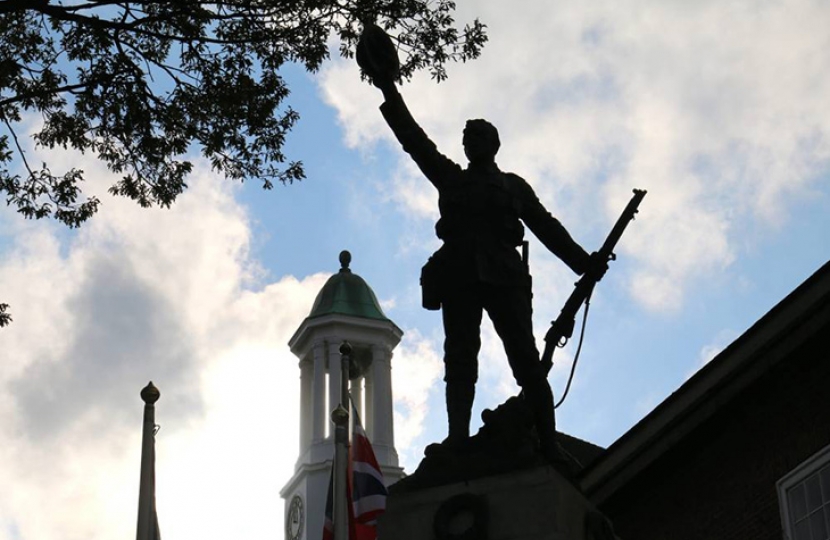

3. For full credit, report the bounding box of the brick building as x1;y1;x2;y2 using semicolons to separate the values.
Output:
580;261;830;540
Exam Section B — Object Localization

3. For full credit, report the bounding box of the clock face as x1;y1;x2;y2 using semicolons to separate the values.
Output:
286;495;304;540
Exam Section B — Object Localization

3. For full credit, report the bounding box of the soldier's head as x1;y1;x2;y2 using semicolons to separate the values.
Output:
463;119;500;165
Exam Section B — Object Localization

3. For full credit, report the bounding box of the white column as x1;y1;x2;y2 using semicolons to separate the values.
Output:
351;377;363;420
364;368;375;441
299;357;313;454
371;344;398;468
328;340;343;440
311;342;326;444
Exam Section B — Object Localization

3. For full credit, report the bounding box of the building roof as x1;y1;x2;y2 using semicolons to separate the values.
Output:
580;259;830;503
307;251;389;322
558;431;606;471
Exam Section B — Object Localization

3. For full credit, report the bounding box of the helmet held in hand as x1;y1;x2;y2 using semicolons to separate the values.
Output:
357;23;400;84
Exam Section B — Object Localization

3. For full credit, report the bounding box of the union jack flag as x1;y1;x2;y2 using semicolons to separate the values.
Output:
322;396;388;540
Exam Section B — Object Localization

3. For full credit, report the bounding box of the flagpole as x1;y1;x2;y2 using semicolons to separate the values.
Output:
332;342;352;540
136;381;161;540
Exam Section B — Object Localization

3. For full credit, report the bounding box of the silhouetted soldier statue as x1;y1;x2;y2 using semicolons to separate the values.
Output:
357;25;606;467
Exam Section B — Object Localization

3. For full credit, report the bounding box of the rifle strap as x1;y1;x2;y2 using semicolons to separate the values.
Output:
554;290;592;409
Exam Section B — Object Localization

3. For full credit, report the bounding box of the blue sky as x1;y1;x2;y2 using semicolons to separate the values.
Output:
2;1;830;539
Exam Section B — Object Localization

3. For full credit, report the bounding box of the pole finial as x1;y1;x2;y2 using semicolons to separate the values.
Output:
339;250;352;273
140;381;160;404
331;404;349;426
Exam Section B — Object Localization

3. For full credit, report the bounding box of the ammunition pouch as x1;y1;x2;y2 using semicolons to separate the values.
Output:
420;254;444;310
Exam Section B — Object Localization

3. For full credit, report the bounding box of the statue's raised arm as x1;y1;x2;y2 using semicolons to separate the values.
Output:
357;24;461;191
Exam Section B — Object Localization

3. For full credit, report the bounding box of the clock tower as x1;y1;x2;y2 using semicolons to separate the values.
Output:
281;251;405;540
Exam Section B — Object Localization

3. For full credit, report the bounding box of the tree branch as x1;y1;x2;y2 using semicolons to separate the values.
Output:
2;116;36;179
0;80;97;109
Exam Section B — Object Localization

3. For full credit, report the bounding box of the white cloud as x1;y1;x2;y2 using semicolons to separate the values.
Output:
0;151;328;540
391;329;443;470
383;165;440;221
477;320;520;404
685;328;739;380
320;0;830;313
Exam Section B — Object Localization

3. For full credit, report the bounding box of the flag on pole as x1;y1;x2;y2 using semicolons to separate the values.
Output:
322;395;388;540
349;398;387;540
322;466;335;540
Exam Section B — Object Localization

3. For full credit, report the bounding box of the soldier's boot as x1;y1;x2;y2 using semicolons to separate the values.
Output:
444;381;475;449
524;380;577;479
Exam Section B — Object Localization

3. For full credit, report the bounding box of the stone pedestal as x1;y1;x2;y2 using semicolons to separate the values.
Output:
378;465;614;540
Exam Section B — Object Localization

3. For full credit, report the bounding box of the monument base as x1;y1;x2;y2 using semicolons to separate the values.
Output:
378;465;615;540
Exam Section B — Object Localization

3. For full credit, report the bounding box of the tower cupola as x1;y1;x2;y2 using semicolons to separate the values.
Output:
280;252;404;540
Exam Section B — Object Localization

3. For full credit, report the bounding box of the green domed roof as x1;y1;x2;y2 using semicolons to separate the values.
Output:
307;251;389;321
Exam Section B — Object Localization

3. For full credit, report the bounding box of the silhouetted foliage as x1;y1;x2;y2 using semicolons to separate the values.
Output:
0;303;10;327
0;0;487;227
0;0;486;328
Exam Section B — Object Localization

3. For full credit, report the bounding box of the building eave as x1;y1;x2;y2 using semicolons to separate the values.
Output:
288;312;404;359
581;260;830;504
